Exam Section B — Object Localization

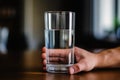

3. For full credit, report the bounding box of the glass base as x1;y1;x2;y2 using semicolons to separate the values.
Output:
46;64;73;73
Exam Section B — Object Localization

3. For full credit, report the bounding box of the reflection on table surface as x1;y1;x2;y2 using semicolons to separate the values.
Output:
0;69;120;80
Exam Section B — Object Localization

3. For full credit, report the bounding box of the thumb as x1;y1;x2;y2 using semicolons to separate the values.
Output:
69;61;86;74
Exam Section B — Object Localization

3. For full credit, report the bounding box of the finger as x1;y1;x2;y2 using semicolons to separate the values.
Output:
48;49;72;57
42;47;46;53
43;59;46;66
49;57;68;63
43;66;46;71
69;61;86;74
42;53;67;63
42;59;46;71
41;53;46;59
49;53;68;58
48;48;71;54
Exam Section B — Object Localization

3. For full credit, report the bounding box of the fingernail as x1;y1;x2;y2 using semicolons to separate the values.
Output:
69;67;74;74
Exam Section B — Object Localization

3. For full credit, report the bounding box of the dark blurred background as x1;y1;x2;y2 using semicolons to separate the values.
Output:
0;0;120;72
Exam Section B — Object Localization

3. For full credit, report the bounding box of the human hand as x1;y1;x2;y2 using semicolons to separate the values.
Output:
41;47;98;74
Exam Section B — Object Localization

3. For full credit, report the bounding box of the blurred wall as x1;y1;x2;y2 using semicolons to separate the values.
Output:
24;0;62;50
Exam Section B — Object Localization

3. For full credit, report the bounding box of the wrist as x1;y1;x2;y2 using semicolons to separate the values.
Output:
94;53;103;68
94;49;115;68
93;47;120;69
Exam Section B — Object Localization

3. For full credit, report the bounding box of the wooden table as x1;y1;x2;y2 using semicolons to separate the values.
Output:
0;51;120;80
0;69;120;80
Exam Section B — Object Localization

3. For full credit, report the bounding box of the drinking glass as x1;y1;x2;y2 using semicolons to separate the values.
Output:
44;11;75;73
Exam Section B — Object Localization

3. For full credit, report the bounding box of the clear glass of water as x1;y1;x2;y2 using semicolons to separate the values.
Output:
44;11;75;73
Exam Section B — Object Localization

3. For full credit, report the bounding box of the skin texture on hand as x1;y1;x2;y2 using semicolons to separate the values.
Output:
41;47;98;74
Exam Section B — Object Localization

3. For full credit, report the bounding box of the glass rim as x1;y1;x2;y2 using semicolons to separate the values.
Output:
45;11;75;14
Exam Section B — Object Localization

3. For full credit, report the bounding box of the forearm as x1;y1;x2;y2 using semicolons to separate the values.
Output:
95;47;120;68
